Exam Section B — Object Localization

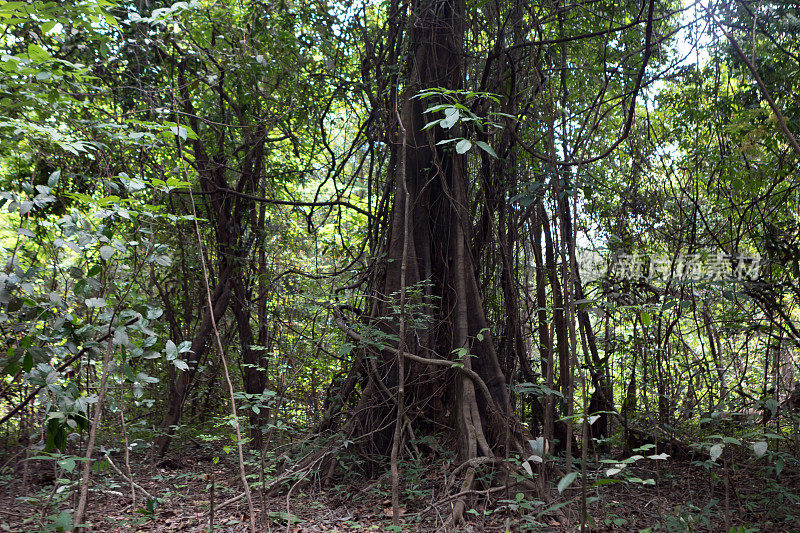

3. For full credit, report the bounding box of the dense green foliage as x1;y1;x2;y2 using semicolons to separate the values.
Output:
1;0;800;530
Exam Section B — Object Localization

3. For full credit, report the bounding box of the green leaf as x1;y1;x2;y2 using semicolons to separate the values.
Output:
557;471;579;493
455;139;472;154
474;141;497;158
113;328;128;346
165;340;177;360
48;170;61;188
709;443;723;462
58;457;76;473
169;125;188;140
85;297;107;308
153;255;172;266
593;478;624;486
423;104;450;113
41;20;57;34
267;511;300;525
99;246;115;260
53;510;73;532
647;453;670;460
27;43;51;62
441;107;459;129
166;123;197;140
103;11;120;28
753;441;767;457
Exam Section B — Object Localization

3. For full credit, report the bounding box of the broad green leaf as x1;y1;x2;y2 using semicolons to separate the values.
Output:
455;139;472;154
441;107;459;129
53;510;72;532
103;11;120;28
100;246;115;260
557;471;579;493
709;443;723;462
58;457;76;473
113;328;128;346
169;125;188;140
165;340;177;360
474;141;497;158
27;43;51;62
522;460;533;476
423;104;450;113
593;478;624;486
753;441;767;457
85;297;107;308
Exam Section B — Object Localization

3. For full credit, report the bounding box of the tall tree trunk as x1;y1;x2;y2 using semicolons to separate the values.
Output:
342;0;516;467
155;270;231;456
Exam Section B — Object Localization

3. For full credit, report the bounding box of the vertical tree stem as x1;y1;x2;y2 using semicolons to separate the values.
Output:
175;115;257;531
391;94;410;527
74;336;113;530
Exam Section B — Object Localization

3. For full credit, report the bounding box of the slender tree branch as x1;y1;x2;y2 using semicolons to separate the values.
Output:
705;6;800;159
172;187;372;219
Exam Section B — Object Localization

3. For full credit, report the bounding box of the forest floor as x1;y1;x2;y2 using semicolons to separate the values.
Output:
2;446;799;532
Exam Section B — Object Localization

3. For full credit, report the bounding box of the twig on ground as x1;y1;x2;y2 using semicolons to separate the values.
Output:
103;452;155;501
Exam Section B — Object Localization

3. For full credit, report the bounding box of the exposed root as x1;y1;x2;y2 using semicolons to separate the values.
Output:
444;465;475;530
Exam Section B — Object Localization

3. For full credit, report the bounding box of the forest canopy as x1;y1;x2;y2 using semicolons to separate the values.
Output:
1;0;800;530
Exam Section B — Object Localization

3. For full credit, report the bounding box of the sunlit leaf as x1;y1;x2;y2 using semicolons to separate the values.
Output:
709;443;723;462
455;139;472;153
753;441;767;457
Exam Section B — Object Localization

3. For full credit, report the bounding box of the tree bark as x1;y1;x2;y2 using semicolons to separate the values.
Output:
155;270;232;456
342;0;515;467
